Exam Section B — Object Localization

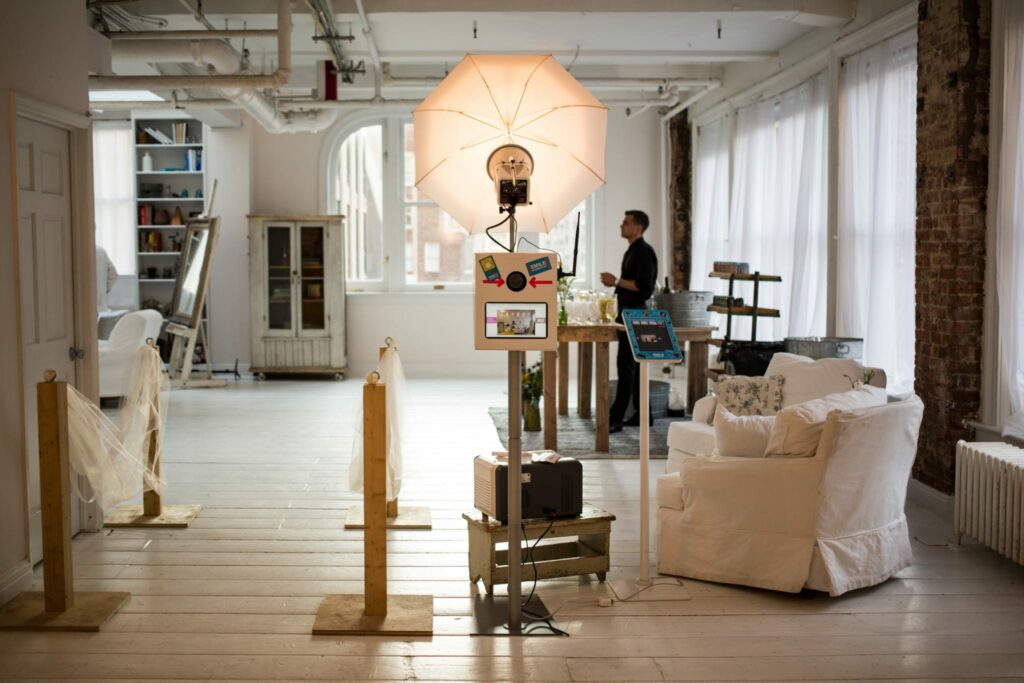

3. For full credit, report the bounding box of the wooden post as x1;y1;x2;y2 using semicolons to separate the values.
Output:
542;350;557;451
37;371;73;613
363;372;387;617
558;341;569;415
143;346;162;517
577;342;593;418
595;341;610;452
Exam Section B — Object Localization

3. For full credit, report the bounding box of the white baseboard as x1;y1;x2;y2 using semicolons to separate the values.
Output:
907;478;954;522
0;560;33;607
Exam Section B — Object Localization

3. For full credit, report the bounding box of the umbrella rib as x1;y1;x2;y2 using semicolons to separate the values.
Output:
415;155;452;187
415;108;504;132
467;54;508;129
512;103;609;133
514;132;606;185
460;132;506;151
510;55;552;127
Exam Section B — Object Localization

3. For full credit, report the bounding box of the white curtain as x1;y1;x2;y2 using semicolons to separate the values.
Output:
92;121;136;275
837;31;918;396
690;115;731;295
696;73;828;341
996;1;1024;421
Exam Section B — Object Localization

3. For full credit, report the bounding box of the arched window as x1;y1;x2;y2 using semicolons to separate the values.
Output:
328;113;593;291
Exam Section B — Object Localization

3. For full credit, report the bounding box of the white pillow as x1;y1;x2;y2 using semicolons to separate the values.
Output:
764;353;862;407
713;405;775;458
764;385;887;458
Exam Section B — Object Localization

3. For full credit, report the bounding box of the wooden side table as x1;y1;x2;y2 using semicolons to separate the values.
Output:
461;504;615;594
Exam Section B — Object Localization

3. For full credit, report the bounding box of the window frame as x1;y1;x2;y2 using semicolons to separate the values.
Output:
323;110;597;293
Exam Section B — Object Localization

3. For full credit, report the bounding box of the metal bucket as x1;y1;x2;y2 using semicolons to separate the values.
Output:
652;290;713;327
784;337;863;360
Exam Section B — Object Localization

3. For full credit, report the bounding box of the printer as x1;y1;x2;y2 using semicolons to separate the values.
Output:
473;451;583;522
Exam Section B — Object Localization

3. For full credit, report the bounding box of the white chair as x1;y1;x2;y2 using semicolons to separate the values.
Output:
656;396;924;595
666;353;888;474
99;309;164;398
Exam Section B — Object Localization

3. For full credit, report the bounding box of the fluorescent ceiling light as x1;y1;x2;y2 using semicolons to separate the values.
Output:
89;90;164;102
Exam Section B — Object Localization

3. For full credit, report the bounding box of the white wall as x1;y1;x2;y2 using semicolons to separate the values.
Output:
0;1;90;605
207;104;664;378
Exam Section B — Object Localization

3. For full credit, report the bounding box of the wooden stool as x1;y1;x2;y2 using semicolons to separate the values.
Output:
462;503;615;594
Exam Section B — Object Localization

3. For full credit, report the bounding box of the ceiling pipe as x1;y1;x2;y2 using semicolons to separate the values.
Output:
660;82;720;121
90;0;292;90
353;0;383;101
105;29;278;40
378;73;720;92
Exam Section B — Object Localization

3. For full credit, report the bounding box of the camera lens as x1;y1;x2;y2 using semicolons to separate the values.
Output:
506;271;527;292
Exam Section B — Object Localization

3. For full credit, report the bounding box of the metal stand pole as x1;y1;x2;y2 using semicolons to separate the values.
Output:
638;361;650;586
507;350;523;633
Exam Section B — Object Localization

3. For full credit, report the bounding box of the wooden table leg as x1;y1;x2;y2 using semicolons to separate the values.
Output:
543;350;557;451
687;340;709;415
595;341;610;452
577;342;593;419
558;341;569;416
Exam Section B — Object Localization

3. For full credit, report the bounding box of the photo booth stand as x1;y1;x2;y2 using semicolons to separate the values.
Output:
312;371;433;635
0;371;130;631
104;342;201;528
345;337;432;531
609;310;690;603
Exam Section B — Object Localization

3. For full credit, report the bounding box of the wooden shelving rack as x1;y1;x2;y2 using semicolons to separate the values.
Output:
707;270;782;343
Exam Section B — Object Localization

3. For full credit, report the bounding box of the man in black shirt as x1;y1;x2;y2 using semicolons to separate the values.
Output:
600;210;658;432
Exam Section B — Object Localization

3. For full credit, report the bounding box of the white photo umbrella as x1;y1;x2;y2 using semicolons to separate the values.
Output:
413;54;608;234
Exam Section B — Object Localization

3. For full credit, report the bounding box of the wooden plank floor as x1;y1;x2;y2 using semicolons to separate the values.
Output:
2;378;1024;681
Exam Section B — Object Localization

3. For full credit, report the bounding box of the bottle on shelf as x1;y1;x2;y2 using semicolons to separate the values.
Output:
141;151;153;172
662;276;671;294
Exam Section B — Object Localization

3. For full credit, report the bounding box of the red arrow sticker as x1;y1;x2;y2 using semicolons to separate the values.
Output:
529;277;553;288
482;277;505;287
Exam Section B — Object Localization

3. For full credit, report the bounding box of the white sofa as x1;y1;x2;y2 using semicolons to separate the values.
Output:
656;396;924;595
666;353;887;474
99;309;164;398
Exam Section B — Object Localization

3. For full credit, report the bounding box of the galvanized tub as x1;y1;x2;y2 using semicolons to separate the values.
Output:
652;290;713;327
784;337;864;360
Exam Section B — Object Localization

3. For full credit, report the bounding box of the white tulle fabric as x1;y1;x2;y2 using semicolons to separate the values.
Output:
66;344;167;509
349;346;407;500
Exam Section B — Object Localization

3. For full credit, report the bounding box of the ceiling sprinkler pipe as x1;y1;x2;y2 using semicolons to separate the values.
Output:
660;83;720;121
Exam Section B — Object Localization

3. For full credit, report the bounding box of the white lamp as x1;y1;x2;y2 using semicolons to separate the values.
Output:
413;54;607;635
413;54;607;234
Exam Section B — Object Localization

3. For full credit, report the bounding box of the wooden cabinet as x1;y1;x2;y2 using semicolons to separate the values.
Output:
248;215;347;378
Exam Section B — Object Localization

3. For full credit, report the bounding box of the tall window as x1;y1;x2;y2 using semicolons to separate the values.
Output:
92;121;135;274
837;31;918;395
692;73;828;341
331;115;592;291
336;124;383;283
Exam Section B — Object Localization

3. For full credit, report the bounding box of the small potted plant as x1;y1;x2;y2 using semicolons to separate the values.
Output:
522;361;543;431
557;275;574;325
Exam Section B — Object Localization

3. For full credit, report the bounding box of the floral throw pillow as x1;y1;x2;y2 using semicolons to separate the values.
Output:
716;374;785;416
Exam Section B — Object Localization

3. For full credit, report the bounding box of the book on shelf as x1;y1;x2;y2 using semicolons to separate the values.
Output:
173;122;186;144
143;127;173;144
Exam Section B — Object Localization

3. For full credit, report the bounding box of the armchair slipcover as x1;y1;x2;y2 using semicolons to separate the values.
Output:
656;397;924;595
99;310;164;398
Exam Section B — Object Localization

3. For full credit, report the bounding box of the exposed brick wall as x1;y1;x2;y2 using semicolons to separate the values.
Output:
668;111;692;290
914;0;990;493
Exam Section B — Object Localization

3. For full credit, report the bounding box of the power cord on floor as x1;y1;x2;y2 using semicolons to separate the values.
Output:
518;517;569;636
607;576;688;602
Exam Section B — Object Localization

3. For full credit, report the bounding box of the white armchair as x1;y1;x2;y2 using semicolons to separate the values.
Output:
99;310;164;398
666;353;887;473
656;396;924;595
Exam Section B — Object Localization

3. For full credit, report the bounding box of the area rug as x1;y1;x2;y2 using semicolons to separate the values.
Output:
488;407;690;459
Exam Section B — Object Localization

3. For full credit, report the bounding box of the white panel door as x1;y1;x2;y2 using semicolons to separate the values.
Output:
17;116;79;564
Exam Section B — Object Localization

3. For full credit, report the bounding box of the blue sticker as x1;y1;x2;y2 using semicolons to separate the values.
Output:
526;256;553;276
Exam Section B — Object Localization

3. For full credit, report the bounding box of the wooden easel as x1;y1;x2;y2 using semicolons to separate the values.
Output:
345;337;432;530
313;371;433;635
0;371;130;631
105;343;201;528
167;320;224;389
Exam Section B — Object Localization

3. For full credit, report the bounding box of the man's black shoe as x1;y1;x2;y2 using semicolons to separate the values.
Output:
623;414;655;427
609;421;624;434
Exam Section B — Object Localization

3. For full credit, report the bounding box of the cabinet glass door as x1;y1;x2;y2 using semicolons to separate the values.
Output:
266;224;294;332
299;225;326;334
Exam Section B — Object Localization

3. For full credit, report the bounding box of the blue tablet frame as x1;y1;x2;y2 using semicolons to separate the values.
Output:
622;308;684;362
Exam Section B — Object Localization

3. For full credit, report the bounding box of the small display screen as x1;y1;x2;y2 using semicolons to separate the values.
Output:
623;309;683;361
485;302;548;339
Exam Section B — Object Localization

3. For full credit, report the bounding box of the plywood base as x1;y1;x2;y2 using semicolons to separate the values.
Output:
311;594;433;635
0;591;129;632
344;505;432;530
104;504;202;528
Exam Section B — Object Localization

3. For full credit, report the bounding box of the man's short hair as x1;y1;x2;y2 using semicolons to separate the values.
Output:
625;210;650;232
